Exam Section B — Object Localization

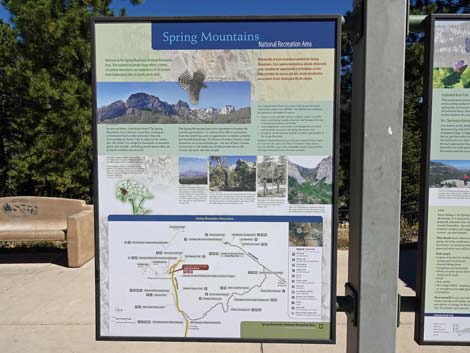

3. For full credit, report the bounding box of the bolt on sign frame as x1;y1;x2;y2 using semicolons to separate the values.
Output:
92;16;340;343
416;14;470;346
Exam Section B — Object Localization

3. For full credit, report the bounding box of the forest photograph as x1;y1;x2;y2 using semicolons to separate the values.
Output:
209;156;256;192
257;156;287;198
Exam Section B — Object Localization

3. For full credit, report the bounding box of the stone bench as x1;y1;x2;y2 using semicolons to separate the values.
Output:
0;197;94;267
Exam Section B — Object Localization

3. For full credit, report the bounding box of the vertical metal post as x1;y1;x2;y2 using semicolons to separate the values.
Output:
347;0;407;353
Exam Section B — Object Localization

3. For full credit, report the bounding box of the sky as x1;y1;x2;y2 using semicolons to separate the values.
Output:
433;160;470;170
179;156;207;173
0;1;352;24
210;156;257;167
0;5;9;22
109;0;352;17
288;156;326;169
97;81;250;108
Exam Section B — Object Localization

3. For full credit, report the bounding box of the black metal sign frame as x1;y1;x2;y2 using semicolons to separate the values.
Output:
92;15;341;344
416;13;470;346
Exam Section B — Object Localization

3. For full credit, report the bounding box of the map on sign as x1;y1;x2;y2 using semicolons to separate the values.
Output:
108;218;323;338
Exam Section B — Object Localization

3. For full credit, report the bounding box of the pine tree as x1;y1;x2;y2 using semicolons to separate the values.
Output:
0;20;32;195
0;0;142;202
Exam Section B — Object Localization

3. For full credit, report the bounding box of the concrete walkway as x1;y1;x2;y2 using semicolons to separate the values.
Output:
0;249;468;353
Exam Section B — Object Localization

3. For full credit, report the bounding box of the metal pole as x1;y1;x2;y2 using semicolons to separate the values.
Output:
342;15;426;33
347;0;407;352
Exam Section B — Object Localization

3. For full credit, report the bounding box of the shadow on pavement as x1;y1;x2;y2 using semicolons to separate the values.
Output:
399;244;417;291
0;248;67;267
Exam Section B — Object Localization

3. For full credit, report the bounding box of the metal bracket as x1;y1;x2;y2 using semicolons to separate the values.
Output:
338;289;417;328
397;295;417;327
337;283;358;327
408;15;427;33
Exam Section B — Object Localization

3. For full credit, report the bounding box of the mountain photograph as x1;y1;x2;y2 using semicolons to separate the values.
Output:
96;81;251;124
209;156;256;192
288;156;333;204
430;160;470;188
179;157;208;185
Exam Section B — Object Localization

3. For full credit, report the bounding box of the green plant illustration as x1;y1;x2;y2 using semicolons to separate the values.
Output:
115;179;153;215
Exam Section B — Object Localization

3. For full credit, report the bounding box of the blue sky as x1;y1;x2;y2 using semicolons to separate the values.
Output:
97;81;250;108
210;156;256;167
0;1;351;24
0;5;9;22
433;160;470;170
109;1;352;17
179;157;207;173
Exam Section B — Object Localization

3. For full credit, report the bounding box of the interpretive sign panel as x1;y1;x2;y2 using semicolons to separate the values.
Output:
92;16;340;343
417;14;470;345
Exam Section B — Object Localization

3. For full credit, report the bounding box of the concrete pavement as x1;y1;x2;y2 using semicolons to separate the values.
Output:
0;249;468;353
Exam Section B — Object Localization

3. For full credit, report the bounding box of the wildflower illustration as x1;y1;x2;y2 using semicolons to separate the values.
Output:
115;179;153;215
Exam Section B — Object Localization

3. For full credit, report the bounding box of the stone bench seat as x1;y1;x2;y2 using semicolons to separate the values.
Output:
0;197;94;267
0;229;66;241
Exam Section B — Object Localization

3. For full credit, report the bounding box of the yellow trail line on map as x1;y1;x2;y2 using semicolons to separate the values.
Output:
169;258;189;337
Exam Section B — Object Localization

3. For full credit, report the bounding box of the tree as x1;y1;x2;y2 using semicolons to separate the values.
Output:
2;0;470;214
210;156;229;190
0;0;142;202
258;156;274;195
337;29;353;219
400;0;469;223
274;156;287;193
339;1;470;224
0;20;31;195
234;160;252;190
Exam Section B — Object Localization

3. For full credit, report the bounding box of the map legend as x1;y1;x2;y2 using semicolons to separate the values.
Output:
288;247;322;319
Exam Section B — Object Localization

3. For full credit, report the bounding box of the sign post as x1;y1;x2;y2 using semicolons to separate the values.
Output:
92;16;340;343
416;14;470;345
347;0;407;352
